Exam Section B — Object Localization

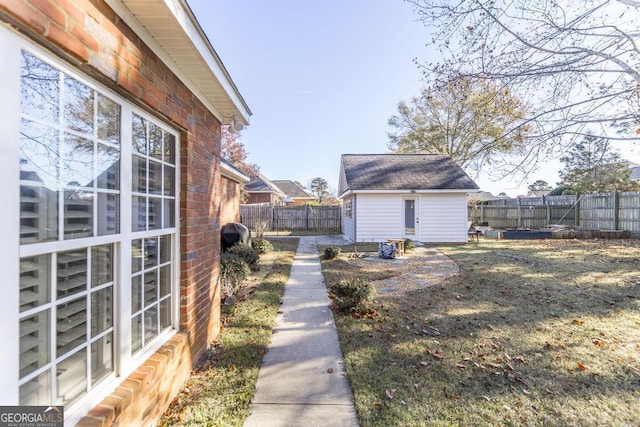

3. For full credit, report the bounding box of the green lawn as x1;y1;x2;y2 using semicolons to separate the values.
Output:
322;238;640;426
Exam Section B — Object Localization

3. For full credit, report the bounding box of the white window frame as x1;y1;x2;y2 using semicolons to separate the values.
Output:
0;27;181;421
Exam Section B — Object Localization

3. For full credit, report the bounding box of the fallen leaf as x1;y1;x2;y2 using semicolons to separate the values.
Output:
327;368;334;374
420;361;429;366
576;362;588;371
572;319;585;325
385;389;395;399
456;363;467;370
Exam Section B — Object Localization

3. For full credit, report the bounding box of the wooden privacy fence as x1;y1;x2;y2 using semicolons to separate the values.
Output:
468;192;640;234
240;204;341;232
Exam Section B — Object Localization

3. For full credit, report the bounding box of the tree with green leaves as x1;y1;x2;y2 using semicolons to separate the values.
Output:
387;77;529;177
558;134;639;194
309;177;330;204
528;180;552;192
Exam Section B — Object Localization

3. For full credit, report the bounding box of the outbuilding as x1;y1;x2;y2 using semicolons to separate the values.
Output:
338;154;479;243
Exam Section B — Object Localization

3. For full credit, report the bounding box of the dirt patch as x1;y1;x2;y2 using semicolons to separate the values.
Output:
344;246;459;294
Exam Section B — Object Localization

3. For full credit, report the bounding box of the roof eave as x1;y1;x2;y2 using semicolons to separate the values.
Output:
220;161;249;183
106;0;252;125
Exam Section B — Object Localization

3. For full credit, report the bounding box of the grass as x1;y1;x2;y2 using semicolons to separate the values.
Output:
160;238;298;427
321;238;640;426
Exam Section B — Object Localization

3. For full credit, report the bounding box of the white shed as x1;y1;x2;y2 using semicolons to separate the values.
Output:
338;154;479;243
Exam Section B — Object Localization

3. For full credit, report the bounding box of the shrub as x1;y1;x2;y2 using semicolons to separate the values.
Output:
328;277;376;316
220;253;250;298
404;238;415;252
323;246;341;260
252;238;273;255
228;243;260;270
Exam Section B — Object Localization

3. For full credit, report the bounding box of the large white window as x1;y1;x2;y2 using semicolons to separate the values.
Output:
15;46;179;413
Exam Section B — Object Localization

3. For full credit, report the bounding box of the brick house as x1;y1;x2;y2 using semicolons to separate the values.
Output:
220;159;250;224
0;0;251;425
272;180;315;205
244;172;287;205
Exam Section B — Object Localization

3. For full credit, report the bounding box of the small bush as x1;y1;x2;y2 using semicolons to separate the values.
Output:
404;239;415;252
329;277;376;316
324;246;341;260
252;238;273;255
227;243;260;270
220;253;250;298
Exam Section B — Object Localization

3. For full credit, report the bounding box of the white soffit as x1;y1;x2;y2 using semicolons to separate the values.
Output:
105;0;251;124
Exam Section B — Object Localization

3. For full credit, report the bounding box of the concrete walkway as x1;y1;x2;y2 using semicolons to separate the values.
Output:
244;236;359;427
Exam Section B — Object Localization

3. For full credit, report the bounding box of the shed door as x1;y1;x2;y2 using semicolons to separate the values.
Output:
403;198;418;237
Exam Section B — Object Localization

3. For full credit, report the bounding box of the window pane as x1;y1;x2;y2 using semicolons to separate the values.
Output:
97;193;119;236
131;239;143;273
20;371;51;406
91;286;113;337
159;235;171;264
149;122;163;160
91;333;113;386
132;314;142;353
132;196;146;232
148;160;162;194
57;350;87;405
63;189;93;239
159;297;171;329
132;155;146;193
132;114;147;154
164;133;175;165
97;94;120;144
56;297;87;357
20;185;58;244
96;143;119;190
145;237;158;269
20;309;50;378
148;197;162;230
62;134;94;187
20;119;59;189
57;249;87;298
144;271;157;308
20;255;51;312
163;199;175;228
163;165;175;196
131;275;142;313
91;245;113;287
159;265;170;298
64;76;94;135
21;51;60;123
144;306;158;343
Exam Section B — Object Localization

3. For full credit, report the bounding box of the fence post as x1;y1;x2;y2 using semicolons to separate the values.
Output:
517;197;522;229
574;195;580;227
614;192;620;230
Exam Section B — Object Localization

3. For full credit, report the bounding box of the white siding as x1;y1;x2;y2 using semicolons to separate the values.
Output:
355;194;403;241
342;196;355;241
419;193;468;242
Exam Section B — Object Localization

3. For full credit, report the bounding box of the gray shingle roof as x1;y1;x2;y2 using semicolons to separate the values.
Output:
340;154;479;193
272;180;314;198
245;173;287;196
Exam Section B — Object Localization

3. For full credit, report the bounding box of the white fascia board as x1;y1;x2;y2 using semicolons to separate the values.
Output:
348;189;475;195
106;0;251;124
221;162;249;183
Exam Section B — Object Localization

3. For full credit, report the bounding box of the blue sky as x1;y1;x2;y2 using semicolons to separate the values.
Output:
187;0;576;197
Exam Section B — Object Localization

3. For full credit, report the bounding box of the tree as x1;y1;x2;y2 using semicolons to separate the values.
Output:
309;177;330;204
528;180;552;191
558;133;639;193
220;125;259;176
388;77;529;177
407;0;640;177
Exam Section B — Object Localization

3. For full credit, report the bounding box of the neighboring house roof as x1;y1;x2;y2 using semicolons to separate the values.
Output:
220;158;249;183
522;190;551;198
106;0;251;125
246;173;287;197
339;154;479;196
272;180;315;199
468;191;497;204
630;166;640;181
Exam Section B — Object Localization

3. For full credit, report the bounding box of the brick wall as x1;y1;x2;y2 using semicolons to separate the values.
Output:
246;192;274;204
220;176;241;225
0;0;225;424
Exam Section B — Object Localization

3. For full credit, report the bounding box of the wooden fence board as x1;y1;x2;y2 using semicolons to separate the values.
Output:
468;192;640;234
240;204;341;232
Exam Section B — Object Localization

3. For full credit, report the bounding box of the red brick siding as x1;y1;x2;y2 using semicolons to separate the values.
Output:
220;176;241;225
1;0;225;425
246;192;275;204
